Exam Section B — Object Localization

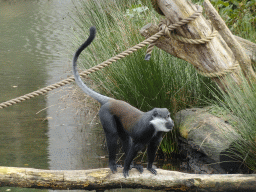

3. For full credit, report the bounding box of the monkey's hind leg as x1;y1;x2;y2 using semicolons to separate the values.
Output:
99;110;119;173
105;132;119;173
123;142;144;178
121;137;144;174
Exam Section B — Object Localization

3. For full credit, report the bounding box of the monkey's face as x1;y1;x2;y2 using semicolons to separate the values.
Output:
150;108;174;132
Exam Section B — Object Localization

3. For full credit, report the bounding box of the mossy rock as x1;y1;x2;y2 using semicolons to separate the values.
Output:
175;108;240;163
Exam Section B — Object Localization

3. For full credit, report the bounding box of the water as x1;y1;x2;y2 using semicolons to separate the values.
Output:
0;0;109;191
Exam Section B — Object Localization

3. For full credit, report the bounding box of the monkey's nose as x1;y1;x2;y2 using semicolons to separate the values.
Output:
166;120;174;130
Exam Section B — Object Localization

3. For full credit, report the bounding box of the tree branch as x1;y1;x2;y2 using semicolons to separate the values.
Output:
203;0;256;79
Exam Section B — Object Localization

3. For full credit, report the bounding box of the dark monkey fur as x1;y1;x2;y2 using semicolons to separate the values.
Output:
73;27;174;178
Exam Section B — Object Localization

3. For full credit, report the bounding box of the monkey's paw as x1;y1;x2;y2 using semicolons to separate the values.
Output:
130;164;143;173
123;169;129;178
109;162;120;173
147;167;157;175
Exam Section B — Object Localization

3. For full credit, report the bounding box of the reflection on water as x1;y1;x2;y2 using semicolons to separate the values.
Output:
0;0;50;170
0;0;109;191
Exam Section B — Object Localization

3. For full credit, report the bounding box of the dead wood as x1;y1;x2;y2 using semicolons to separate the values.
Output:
140;24;256;66
141;0;256;90
234;35;256;65
0;166;256;191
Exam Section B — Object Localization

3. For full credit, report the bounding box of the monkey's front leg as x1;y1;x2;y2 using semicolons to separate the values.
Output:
147;137;162;175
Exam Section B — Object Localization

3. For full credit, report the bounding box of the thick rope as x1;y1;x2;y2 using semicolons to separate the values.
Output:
197;63;240;78
0;30;166;109
145;28;218;58
0;5;220;109
145;5;203;60
145;5;239;78
0;77;75;109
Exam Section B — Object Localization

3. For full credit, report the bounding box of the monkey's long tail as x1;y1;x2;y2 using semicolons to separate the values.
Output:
72;27;110;105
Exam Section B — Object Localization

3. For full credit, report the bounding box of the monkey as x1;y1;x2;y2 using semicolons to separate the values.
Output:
73;26;174;178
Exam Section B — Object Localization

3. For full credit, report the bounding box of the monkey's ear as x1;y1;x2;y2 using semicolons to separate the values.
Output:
152;110;158;117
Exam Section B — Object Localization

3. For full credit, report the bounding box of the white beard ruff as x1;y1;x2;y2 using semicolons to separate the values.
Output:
150;117;172;132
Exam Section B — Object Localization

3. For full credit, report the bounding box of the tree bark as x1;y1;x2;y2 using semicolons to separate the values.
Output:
141;0;256;89
0;166;256;191
233;35;256;65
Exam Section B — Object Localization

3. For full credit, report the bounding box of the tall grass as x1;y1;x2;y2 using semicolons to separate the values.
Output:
71;0;217;153
210;75;256;171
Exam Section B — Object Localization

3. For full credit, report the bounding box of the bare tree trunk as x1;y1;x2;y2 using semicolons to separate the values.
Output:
203;0;256;80
0;166;255;191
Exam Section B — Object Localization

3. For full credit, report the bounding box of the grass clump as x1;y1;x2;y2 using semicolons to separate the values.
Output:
72;0;216;154
210;76;256;171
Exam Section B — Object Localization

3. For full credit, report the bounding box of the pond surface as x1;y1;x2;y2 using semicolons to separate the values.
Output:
0;0;108;191
0;1;166;191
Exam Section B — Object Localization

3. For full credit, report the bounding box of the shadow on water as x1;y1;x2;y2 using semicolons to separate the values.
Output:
0;1;172;191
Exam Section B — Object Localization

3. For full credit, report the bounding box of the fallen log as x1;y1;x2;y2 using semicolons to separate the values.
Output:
0;166;255;191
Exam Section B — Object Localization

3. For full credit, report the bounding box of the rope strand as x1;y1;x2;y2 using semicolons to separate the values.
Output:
0;5;227;109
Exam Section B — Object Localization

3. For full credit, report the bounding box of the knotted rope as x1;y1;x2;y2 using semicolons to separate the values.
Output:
145;5;239;78
0;5;220;109
145;5;204;60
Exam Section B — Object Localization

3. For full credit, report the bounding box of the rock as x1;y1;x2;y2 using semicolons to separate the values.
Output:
175;108;247;174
